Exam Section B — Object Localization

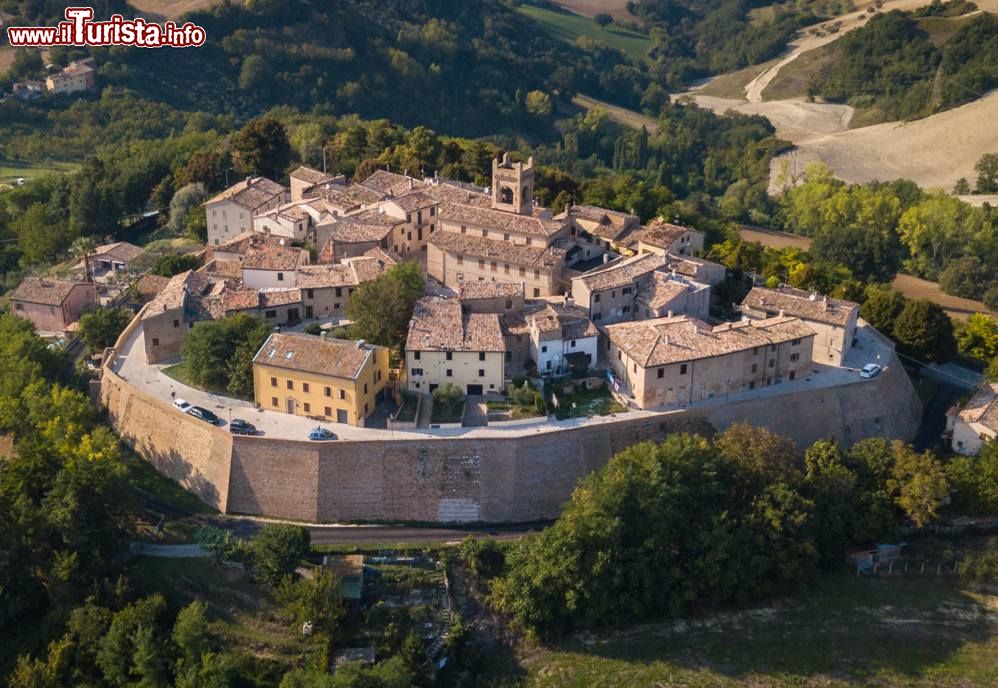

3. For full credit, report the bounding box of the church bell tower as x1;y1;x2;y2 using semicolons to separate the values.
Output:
491;153;534;215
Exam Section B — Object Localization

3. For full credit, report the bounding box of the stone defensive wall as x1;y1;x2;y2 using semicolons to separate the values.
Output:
101;316;922;523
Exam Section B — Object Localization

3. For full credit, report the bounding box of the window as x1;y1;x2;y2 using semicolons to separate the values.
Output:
461;225;467;234
271;397;278;406
751;364;757;373
482;229;489;238
411;368;423;376
271;377;278;387
533;288;540;297
302;383;310;393
306;289;314;299
768;359;775;368
594;294;601;303
339;389;346;400
505;300;512;309
446;369;453;377
173;319;180;328
325;406;332;416
622;287;632;295
286;380;294;390
503;233;509;241
324;387;331;397
611;291;616;298
789;371;796;381
335;287;342;297
491;261;497;272
363;383;368;394
541;345;548;353
622;305;630;313
303;402;311;413
519;267;526;277
632;363;637;373
680;364;688;375
478;369;485;377
446;352;453;361
457;255;464;265
478;259;485;269
791;338;801;346
504;263;510;274
277;272;284;281
414;351;421;360
657;368;664;378
152;338;160;346
752;347;759;355
769;344;776;351
430;206;436;216
407;213;412;223
593;313;602;321
265;310;277;318
790;353;800;362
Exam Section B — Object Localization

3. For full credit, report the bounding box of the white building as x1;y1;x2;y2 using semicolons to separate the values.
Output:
947;383;998;456
206;177;289;246
526;299;600;376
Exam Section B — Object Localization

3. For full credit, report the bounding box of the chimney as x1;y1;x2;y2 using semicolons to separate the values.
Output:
779;309;784;317
603;253;611;264
667;310;673;318
409;178;414;190
355;339;366;348
809;292;817;301
664;335;670;346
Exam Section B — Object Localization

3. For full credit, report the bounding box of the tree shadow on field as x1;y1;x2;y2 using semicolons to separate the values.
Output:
550;573;996;685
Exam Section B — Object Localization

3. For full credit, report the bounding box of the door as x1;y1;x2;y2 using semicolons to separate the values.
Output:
286;398;296;414
467;384;483;395
287;308;300;325
336;409;348;424
305;305;313;319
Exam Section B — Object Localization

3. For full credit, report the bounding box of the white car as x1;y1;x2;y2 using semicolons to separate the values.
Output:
173;397;191;411
859;364;881;379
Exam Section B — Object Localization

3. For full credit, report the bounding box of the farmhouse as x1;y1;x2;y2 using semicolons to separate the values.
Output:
9;277;96;333
947;383;998;456
46;59;97;95
252;332;388;426
206;177;289;246
605;315;815;409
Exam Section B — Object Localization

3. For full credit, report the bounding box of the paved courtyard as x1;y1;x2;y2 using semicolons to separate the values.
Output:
109;321;895;443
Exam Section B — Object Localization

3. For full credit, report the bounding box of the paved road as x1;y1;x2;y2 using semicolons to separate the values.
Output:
132;543;209;558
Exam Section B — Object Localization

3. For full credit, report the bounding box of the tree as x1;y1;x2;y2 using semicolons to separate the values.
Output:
168;183;208;233
231;117;291;180
96;595;167;686
938;256;992;299
525;90;553;118
594;13;614;27
10;49;44;80
347;262;424;350
78;308;133;352
275;567;345;638
946;444;998;515
984;285;998;311
956;313;998;361
239;55;272;91
172;601;213;670
953;177;971;195
987;356;998;382
14;203;69;267
892;299;956;363
887;443;948;528
180;314;270;393
150;253;200;277
253;524;311;587
811;224;900;282
975;152;998;193
860;288;907;337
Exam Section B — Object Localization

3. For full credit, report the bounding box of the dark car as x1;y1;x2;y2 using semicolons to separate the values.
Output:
229;419;256;435
188;406;219;424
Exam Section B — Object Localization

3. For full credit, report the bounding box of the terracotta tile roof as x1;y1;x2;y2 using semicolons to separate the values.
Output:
242;243;307;271
56;61;95;77
198;258;243;281
290;166;335;185
219;288;302;313
384;191;436;213
206;177;287;210
92;241;143;263
306;182;384;210
362;247;401;267
742;287;859;327
142;270;211;319
295;264;356;289
527;302;598;340
406;297;505;352
959;383;998;432
458;281;524;301
423;182;493;208
665;254;708;278
629;219;698;249
134;274;171;302
429;231;566;268
575;252;665;291
344;256;388;284
560;204;639;240
635;273;698;311
359;170;425;196
10;277;88;306
606;315;815;368
438;202;565;239
324;210;403;245
254;332;378;380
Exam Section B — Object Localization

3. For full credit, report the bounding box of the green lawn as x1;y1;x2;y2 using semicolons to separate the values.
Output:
549;383;626;420
162;360;250;400
0;159;79;185
521;573;998;687
518;5;652;63
430;398;464;424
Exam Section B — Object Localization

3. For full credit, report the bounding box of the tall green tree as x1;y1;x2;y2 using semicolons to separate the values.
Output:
253;524;311;587
347;262;425;350
231;117;291;180
78;308;133;352
892;299;957;363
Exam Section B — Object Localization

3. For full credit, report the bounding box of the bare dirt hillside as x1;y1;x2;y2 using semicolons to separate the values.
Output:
129;0;223;21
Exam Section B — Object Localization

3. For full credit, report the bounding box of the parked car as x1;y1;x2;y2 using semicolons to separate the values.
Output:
308;426;337;441
229;419;257;435
859;363;882;379
173;397;191;412
188;406;219;424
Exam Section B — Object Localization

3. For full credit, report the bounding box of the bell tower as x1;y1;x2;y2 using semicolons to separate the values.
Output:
491;153;533;215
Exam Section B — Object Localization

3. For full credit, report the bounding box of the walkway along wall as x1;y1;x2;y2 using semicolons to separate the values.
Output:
101;327;921;522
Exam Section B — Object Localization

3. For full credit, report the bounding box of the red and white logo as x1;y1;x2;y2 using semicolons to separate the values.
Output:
7;7;206;48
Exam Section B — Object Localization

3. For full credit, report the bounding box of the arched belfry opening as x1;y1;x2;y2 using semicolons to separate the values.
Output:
491;153;534;215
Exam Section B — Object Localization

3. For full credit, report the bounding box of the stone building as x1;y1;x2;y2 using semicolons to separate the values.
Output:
405;297;506;396
140;271;212;363
289;165;338;202
46;59;97;94
9;277;96;333
947;383;998;456
570;253;666;325
252;332;388;426
206;177;288;246
740;286;859;367
524;298;600;376
491;153;534;215
557;204;640;255
378;191;439;256
634;271;711;321
605;315;815;409
240;241;310;289
629;218;704;257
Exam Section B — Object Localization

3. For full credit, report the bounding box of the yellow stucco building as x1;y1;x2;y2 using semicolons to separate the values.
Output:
253;332;388;426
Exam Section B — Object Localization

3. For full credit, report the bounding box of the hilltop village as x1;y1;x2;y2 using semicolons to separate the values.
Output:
10;153;921;442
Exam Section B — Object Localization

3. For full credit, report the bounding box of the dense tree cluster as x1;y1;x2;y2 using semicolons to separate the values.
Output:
809;11;998;121
489;425;954;638
180;314;272;397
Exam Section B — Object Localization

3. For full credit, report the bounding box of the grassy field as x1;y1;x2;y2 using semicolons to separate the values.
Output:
699;59;780;99
761;43;837;101
0;160;80;185
571;93;660;131
518;5;652;62
520;573;998;687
